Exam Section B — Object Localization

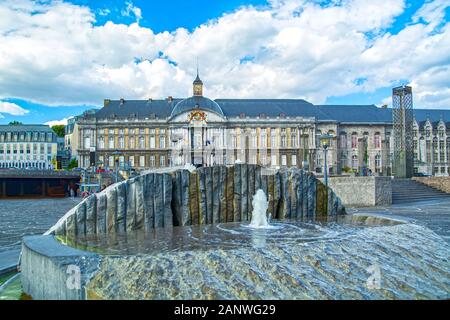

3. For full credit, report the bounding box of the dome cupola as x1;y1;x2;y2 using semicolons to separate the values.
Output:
193;69;203;96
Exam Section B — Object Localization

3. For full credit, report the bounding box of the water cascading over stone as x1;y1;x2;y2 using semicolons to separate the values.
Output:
47;164;346;237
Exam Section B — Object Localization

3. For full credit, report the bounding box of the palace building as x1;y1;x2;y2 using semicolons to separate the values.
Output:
74;74;450;176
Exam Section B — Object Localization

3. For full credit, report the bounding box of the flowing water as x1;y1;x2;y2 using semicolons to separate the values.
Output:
58;214;450;299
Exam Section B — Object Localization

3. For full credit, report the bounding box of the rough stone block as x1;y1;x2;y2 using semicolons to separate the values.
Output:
162;173;173;229
116;182;127;233
225;166;234;222
105;185;117;233
96;192;107;234
233;164;241;222
154;174;164;228
134;176;145;231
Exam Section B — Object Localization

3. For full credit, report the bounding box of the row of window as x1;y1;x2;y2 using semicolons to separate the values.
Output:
0;143;53;154
0;161;51;169
0;155;49;161
414;129;449;138
97;128;166;135
94;155;166;168
0;132;54;143
93;136;166;149
339;133;383;149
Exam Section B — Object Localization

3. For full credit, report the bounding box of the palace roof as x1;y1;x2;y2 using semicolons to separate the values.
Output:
93;97;450;124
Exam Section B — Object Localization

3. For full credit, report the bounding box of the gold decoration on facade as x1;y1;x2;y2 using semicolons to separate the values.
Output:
188;110;207;122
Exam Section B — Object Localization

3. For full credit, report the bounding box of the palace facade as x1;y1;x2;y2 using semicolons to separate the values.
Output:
74;75;450;176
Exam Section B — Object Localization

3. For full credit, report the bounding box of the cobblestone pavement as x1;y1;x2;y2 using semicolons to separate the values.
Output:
0;198;81;253
348;199;450;243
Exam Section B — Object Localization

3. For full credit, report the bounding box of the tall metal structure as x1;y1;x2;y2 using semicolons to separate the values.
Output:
392;85;414;178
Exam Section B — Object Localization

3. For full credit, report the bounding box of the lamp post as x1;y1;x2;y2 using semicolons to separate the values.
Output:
319;134;333;187
112;150;121;183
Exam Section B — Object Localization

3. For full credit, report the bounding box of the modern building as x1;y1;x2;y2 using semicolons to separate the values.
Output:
75;74;450;176
0;124;58;169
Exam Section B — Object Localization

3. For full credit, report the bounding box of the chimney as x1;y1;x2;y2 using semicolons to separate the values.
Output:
168;96;173;102
120;98;125;105
104;99;111;107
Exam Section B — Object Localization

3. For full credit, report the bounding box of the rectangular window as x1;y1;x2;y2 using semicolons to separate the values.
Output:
139;155;145;167
271;134;277;148
260;132;267;148
281;154;287;166
84;136;91;149
150;155;155;167
109;156;114;168
281;136;287;148
160;155;165;167
159;136;165;149
109;136;114;149
291;154;297;166
150;136;155;148
129;156;134;167
271;154;277;166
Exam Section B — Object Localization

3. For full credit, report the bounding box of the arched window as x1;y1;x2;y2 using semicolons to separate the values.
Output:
339;132;347;149
352;155;358;169
374;133;381;149
351;133;358;149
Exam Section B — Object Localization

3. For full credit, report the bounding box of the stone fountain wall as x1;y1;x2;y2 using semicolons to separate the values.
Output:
47;164;345;237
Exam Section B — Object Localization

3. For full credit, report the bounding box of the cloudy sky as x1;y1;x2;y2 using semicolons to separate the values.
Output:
0;0;449;125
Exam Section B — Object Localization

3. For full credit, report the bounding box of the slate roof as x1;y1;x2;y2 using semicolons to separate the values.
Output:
93;97;450;124
0;124;54;133
215;99;323;118
317;105;392;123
95;99;181;119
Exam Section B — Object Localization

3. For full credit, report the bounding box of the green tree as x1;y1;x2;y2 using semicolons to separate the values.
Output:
8;121;22;125
68;158;78;170
51;125;65;137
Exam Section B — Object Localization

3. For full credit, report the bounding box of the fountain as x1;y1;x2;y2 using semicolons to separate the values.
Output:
248;189;271;229
14;164;450;300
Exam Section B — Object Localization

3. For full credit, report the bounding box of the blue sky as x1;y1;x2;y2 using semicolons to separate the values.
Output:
0;0;449;125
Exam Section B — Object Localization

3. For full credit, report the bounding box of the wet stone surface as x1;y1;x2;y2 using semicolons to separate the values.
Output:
60;215;450;300
0;198;81;253
348;199;450;243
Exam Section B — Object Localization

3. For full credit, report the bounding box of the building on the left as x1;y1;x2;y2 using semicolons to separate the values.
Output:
0;124;58;169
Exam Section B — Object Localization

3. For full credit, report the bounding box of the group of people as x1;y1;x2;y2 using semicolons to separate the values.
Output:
67;184;108;199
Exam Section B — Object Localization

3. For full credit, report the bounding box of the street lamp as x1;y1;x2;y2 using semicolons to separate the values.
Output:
319;134;333;187
112;150;122;183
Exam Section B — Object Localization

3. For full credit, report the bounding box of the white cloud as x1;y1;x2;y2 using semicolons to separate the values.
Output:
0;0;449;109
121;1;142;22
0;101;29;117
45;117;72;127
